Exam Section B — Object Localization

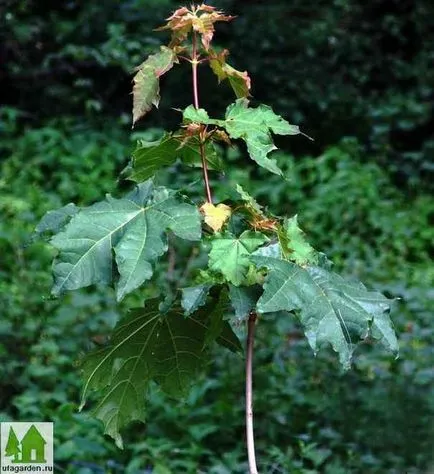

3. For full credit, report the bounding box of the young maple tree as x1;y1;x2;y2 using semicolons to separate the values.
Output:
37;4;398;473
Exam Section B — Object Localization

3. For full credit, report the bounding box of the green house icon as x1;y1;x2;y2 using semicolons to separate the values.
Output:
4;425;47;464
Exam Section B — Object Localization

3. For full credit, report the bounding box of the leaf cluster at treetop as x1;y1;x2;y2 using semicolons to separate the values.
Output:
37;3;398;467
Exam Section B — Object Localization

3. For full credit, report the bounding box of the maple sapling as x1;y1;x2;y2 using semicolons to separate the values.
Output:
37;4;398;473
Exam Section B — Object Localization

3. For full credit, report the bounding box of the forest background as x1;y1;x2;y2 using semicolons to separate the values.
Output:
0;0;433;472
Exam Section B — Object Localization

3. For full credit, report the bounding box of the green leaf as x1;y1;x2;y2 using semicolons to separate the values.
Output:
208;231;267;286
251;256;398;369
183;106;210;123
180;138;225;172
128;133;224;182
50;182;201;300
228;284;261;319
181;284;212;316
183;99;302;176
252;242;283;259
80;299;241;447
132;46;176;126
34;203;78;237
128;133;179;182
221;99;300;175
202;288;232;348
218;320;243;353
278;216;318;265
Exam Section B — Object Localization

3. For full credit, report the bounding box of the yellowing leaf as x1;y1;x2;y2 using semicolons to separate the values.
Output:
209;49;251;98
200;202;232;232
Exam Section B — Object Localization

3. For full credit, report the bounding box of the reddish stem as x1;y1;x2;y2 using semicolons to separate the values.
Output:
246;312;259;474
191;31;213;203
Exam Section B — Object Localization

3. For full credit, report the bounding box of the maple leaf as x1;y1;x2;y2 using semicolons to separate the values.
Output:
50;181;201;301
251;256;398;369
209;49;251;98
200;202;232;232
80;299;241;447
193;11;234;50
157;5;234;50
132;46;177;126
127;133;179;181
183;99;302;176
208;231;268;286
127;133;223;182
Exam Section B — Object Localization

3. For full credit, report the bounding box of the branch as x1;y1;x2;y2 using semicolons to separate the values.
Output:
246;311;258;474
191;31;213;203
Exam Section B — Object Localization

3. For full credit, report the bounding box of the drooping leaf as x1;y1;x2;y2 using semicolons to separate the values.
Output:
229;284;261;320
80;306;160;448
80;299;241;447
34;203;79;237
188;287;242;353
200;202;232;232
50;182;201;300
278;216;318;265
128;134;179;182
183;99;302;176
150;310;210;398
181;283;212;315
132;46;176;126
128;133;223;182
251;256;398;369
208;231;268;286
209;49;251;98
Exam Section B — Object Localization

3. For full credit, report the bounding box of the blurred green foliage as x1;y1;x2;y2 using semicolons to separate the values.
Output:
2;0;433;191
1;0;433;472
